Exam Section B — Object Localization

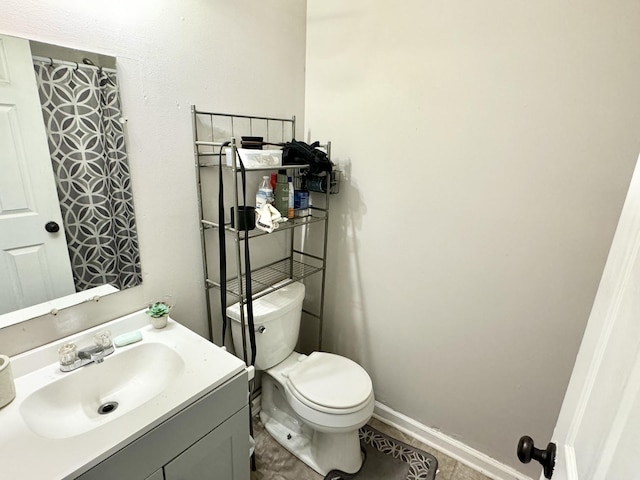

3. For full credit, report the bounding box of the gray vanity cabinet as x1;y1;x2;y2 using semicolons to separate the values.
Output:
77;371;249;480
163;407;248;479
144;470;164;480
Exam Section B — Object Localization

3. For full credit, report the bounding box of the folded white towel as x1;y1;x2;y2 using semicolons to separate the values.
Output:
256;204;288;233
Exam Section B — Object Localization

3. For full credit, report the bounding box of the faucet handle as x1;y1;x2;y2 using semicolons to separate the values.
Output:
58;343;78;366
93;330;112;349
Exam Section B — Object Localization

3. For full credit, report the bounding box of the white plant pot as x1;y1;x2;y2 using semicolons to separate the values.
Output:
150;315;168;329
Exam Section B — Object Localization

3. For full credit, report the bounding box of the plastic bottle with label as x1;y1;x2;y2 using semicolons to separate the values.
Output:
274;172;289;216
294;189;309;217
256;176;274;209
287;176;295;219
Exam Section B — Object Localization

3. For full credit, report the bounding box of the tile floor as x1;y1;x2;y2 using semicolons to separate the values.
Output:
250;414;492;480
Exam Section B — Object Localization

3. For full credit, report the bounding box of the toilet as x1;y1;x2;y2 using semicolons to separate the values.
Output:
227;282;374;475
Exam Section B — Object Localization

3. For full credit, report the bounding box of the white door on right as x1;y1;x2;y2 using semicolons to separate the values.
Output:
0;34;75;315
543;151;640;479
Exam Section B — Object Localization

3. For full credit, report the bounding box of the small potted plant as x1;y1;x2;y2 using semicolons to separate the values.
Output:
146;300;172;329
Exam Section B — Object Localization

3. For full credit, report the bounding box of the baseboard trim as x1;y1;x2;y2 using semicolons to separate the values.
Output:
373;402;534;480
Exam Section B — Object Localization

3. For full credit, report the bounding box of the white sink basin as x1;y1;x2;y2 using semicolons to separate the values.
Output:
0;310;247;480
20;342;184;439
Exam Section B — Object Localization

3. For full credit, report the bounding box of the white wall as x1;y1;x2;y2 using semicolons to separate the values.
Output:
3;1;640;475
305;0;640;475
0;0;306;354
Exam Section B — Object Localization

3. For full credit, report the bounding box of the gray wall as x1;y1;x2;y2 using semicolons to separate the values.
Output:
305;0;640;475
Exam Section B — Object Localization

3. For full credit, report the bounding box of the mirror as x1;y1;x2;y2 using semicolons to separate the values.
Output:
0;34;142;324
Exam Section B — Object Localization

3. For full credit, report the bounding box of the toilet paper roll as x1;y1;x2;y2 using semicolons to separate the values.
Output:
0;354;16;409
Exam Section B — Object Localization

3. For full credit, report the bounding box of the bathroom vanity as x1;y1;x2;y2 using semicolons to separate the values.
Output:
77;374;249;480
0;311;250;479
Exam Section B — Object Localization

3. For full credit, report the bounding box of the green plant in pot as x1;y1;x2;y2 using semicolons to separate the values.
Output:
146;301;172;329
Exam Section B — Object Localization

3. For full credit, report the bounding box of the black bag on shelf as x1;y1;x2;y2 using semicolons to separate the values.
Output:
282;139;332;175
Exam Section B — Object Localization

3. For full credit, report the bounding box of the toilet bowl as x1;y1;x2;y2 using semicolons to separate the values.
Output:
227;282;374;475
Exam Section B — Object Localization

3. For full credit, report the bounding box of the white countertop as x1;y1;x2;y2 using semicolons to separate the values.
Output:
0;310;246;479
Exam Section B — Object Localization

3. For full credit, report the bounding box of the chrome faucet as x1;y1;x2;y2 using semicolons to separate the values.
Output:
58;330;114;372
78;344;109;364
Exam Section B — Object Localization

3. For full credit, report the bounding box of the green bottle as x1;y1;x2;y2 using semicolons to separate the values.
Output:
274;171;289;217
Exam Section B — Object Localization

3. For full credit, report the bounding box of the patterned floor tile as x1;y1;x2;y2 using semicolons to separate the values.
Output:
450;462;493;480
251;414;489;480
251;415;321;480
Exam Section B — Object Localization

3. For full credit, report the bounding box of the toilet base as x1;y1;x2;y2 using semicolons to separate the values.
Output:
260;374;364;476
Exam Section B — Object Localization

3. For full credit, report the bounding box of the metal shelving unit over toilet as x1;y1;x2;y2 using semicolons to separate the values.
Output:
191;106;332;368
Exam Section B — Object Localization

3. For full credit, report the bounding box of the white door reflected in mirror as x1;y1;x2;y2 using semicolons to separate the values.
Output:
0;34;75;315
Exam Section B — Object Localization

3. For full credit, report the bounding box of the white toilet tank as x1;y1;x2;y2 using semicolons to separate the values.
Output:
227;282;305;369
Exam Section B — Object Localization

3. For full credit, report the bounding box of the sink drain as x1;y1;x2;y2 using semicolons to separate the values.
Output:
98;401;119;415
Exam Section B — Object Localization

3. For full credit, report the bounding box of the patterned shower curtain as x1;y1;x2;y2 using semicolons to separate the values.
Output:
33;61;141;292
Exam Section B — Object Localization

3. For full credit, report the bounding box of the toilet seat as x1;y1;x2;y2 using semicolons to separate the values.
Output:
286;352;373;414
264;351;375;434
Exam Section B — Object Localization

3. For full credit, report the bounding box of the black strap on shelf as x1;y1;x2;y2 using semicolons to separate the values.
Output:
218;142;229;348
238;156;257;366
218;142;257;366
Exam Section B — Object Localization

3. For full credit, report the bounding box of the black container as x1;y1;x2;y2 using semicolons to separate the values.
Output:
240;136;263;150
230;206;256;230
306;175;328;193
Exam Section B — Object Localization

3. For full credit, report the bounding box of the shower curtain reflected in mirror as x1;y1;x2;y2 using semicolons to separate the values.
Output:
33;60;141;291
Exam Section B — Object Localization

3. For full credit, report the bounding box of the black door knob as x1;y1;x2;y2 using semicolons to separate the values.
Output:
45;221;60;233
517;435;556;479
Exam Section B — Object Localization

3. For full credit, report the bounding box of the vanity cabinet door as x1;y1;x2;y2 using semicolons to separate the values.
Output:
145;469;164;480
164;405;249;480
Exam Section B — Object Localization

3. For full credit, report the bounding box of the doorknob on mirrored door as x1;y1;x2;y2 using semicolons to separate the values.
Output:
517;435;556;479
45;221;60;233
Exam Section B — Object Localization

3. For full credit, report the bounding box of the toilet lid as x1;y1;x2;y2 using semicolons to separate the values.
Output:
287;352;372;410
